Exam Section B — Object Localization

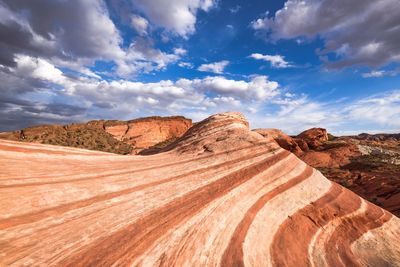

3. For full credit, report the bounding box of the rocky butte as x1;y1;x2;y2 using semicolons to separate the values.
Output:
0;112;399;266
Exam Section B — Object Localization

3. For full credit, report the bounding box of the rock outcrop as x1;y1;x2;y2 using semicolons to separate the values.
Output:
300;142;360;168
105;116;192;153
1;112;399;266
297;127;329;149
254;127;400;217
356;132;400;142
0;116;192;154
253;128;304;155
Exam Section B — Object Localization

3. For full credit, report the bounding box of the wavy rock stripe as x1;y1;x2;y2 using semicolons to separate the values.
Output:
221;166;314;267
0;112;399;266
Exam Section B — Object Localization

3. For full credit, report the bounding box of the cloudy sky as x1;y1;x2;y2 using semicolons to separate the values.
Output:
1;0;400;134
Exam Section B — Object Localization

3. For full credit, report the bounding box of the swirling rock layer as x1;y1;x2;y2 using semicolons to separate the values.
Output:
0;112;399;266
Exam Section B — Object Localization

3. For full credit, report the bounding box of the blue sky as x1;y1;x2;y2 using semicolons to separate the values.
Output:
0;0;400;134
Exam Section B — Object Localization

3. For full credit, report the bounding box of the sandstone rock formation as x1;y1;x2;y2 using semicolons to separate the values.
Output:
297;127;329;149
0;116;192;154
253;128;304;155
300;142;360;168
1;112;399;266
253;127;400;217
105;116;192;153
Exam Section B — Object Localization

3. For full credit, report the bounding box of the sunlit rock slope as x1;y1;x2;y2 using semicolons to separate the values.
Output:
0;112;399;266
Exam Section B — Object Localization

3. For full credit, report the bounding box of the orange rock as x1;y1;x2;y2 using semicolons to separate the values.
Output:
103;122;128;140
254;128;303;155
297;127;328;149
293;137;309;151
105;116;192;153
300;142;360;168
0;112;399;266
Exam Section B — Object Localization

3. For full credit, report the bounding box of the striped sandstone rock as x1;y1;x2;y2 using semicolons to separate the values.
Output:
0;112;399;266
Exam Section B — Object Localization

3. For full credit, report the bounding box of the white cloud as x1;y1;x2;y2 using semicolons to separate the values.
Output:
131;15;149;35
65;75;281;120
7;57;282;123
345;91;400;127
178;62;194;69
198;60;229;74
132;0;217;38
229;5;241;14
173;48;187;56
254;90;400;134
191;75;279;101
361;69;399;78
211;96;241;107
0;1;185;78
252;0;400;68
5;54;400;135
115;38;183;77
362;70;385;78
0;0;125;64
249;53;291;68
4;55;400;136
14;55;64;83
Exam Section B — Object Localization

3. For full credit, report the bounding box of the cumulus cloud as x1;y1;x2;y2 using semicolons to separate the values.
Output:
252;0;400;68
249;53;291;68
178;62;194;69
192;76;279;101
13;55;64;83
198;60;229;74
0;0;124;66
0;55;283;130
2;54;400;135
115;38;182;77
70;75;279;107
0;63;87;130
130;14;149;36
132;0;217;38
173;48;187;56
0;0;183;77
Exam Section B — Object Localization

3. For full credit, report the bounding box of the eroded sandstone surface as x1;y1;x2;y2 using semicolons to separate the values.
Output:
1;112;399;266
255;127;400;217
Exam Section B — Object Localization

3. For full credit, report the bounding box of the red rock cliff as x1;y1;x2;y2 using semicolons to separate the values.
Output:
104;116;192;153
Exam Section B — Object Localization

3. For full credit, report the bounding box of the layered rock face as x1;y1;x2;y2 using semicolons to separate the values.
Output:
0;112;399;266
0;116;192;154
104;116;192;153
